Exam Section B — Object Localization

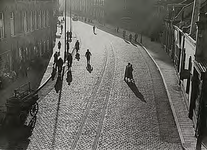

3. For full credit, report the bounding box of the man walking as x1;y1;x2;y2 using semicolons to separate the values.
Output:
93;26;96;34
60;24;63;34
85;49;92;66
123;30;126;39
75;40;80;52
135;33;138;42
129;34;132;42
124;63;134;83
54;51;58;65
67;53;73;68
57;57;63;75
58;41;61;52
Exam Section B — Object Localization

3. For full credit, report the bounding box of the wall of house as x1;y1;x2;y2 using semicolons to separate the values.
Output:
0;0;57;74
183;34;196;104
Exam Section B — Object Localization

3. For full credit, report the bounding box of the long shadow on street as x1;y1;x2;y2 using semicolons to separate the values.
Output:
125;81;146;103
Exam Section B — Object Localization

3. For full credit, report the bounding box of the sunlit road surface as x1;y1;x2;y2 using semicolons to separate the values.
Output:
27;17;182;150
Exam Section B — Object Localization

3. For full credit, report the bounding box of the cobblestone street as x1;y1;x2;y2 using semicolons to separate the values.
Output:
27;18;182;150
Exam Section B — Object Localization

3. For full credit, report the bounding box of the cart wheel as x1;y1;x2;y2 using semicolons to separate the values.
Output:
28;116;36;129
30;102;39;116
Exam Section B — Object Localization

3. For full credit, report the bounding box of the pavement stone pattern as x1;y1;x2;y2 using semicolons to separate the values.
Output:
94;34;182;150
27;18;183;150
90;20;206;150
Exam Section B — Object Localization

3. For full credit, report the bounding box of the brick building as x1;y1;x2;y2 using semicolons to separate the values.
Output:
0;0;58;75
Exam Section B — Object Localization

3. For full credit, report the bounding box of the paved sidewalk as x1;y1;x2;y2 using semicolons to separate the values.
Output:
82;19;207;150
39;17;66;87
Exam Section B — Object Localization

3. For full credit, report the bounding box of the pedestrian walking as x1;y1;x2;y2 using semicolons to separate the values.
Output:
69;31;72;42
123;30;126;39
66;68;72;85
117;27;119;33
54;51;58;65
75;52;80;61
129;34;132;42
51;64;57;81
60;25;63;34
93;25;96;34
124;63;134;83
66;41;69;53
85;49;92;66
75;40;80;52
57;57;63;74
66;31;69;41
135;33;138;42
67;53;73;68
58;41;61;51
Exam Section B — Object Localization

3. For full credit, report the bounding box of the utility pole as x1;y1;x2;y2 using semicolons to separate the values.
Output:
70;0;72;32
64;0;67;62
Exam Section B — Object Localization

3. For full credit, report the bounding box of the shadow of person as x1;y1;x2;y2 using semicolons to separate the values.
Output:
66;69;72;85
94;33;97;35
125;81;146;103
86;64;93;73
54;75;62;93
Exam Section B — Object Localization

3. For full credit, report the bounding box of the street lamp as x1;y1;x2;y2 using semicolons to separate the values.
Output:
70;0;72;32
64;0;67;62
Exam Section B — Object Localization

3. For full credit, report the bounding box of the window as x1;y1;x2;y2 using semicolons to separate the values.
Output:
32;11;35;30
24;11;27;32
30;11;33;31
10;12;14;36
19;11;24;32
35;11;37;29
39;11;41;29
42;11;45;28
46;10;49;27
0;12;4;38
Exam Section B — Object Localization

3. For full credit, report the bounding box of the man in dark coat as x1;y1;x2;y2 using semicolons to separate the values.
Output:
93;26;96;34
67;53;73;68
75;40;80;52
128;64;134;82
123;30;126;39
135;33;138;42
124;63;134;83
85;49;92;65
60;25;63;34
58;41;61;51
57;57;63;74
129;34;132;42
66;68;72;85
54;52;58;65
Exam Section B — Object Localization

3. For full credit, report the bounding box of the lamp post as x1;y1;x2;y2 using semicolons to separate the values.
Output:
64;0;67;62
70;0;72;32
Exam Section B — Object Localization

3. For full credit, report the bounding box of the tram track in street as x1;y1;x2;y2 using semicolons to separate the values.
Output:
71;44;109;150
91;42;116;150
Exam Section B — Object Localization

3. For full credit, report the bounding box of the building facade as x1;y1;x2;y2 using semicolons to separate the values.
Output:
68;0;105;23
162;0;207;142
0;0;58;75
